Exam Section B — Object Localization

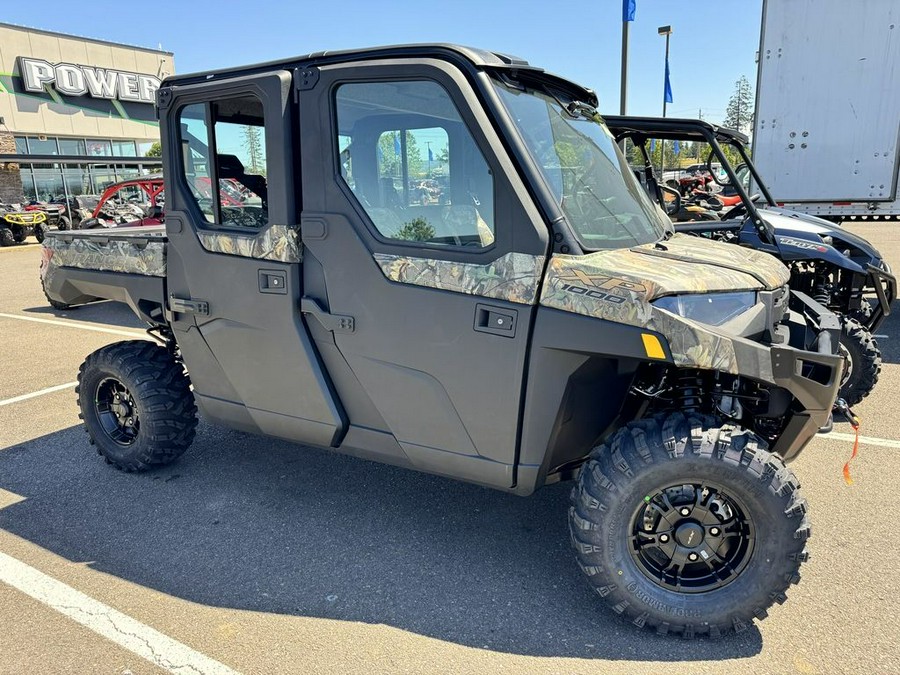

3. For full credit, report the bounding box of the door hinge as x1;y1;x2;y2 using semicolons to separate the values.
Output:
294;67;319;94
300;297;354;333
169;296;209;316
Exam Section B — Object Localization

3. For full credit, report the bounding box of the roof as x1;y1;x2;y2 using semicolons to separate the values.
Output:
602;116;750;145
0;21;174;55
163;42;598;110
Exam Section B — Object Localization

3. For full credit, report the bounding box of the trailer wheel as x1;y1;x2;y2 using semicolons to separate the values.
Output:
570;412;808;637
838;317;881;405
77;340;198;471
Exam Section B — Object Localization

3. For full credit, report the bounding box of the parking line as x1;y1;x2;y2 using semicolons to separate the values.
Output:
0;382;77;407
0;312;146;338
0;550;240;675
825;431;900;449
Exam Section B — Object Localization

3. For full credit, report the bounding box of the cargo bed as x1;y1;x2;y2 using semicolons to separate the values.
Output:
41;226;168;323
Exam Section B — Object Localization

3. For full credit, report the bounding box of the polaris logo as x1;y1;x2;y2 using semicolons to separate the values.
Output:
18;57;161;105
778;236;828;253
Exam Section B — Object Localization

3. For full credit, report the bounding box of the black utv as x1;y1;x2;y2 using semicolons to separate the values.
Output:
605;116;895;405
42;45;844;637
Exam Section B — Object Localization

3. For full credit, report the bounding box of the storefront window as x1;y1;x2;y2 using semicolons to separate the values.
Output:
62;165;94;196
90;165;117;193
15;137;27;155
58;138;87;155
27;137;59;155
33;164;65;201
19;168;36;201
137;140;156;157
86;139;113;157
112;140;137;157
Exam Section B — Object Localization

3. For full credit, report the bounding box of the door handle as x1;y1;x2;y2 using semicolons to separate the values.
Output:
300;297;355;333
259;269;287;294
169;296;209;316
474;303;517;337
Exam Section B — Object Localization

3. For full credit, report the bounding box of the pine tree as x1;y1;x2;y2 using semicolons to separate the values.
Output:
724;76;754;134
242;125;264;174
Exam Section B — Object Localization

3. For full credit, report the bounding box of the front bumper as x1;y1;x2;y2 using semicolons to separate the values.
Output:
720;290;842;461
865;263;896;332
768;291;842;460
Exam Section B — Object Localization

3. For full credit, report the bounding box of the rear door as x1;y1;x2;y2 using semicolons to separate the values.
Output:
298;59;550;488
159;70;344;447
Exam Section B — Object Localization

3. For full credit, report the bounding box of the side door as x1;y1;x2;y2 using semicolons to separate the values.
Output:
159;71;344;447
298;59;550;488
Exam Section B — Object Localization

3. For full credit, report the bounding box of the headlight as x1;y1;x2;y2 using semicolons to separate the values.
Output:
652;291;757;326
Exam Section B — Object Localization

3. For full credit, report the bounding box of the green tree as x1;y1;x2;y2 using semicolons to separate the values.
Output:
145;141;162;157
242;125;265;174
395;216;435;242
724;76;754;134
377;131;423;177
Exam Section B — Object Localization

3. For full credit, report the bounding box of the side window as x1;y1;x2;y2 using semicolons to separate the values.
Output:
177;95;269;229
335;80;495;248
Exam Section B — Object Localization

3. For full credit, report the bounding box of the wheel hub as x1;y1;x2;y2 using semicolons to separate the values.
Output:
675;521;704;548
838;341;854;386
95;378;140;446
630;482;755;593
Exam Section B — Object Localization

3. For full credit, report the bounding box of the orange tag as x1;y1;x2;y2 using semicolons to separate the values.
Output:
842;416;861;485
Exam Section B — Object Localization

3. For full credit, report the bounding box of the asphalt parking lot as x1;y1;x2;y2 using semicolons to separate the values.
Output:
1;224;899;674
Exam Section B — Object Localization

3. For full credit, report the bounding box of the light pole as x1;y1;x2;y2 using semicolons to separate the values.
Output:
658;25;673;178
658;25;672;117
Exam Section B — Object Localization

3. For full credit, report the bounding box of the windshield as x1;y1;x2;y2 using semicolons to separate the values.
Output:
493;79;668;249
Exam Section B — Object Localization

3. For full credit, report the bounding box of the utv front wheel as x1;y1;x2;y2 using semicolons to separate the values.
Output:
77;340;198;471
838;317;881;405
570;413;809;637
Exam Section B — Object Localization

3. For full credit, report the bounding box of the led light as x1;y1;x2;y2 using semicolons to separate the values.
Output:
652;292;757;326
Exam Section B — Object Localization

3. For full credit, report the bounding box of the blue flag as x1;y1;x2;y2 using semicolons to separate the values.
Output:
623;0;636;22
394;133;402;155
664;59;673;104
428;147;434;162
673;140;680;155
650;138;656;152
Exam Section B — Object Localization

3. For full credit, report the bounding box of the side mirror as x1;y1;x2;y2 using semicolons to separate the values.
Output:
659;184;682;216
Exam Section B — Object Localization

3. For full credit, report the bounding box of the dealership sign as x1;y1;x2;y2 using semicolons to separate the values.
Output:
18;57;161;104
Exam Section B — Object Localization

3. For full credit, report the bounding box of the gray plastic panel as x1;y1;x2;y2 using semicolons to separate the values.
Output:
159;70;346;449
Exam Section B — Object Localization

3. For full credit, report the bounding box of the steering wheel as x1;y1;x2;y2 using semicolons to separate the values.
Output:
720;193;761;221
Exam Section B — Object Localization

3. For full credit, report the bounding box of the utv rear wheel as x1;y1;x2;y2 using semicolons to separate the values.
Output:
42;277;72;310
570;413;809;637
77;340;198;471
838;317;881;405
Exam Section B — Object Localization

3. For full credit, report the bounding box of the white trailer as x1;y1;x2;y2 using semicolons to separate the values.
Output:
752;0;900;220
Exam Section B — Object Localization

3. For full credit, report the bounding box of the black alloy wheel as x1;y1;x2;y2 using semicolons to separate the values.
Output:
94;377;141;446
629;482;754;593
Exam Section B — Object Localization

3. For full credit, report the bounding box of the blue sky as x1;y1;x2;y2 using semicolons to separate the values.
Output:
3;0;763;122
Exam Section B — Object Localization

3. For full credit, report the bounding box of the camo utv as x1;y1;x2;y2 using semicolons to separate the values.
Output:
42;44;846;637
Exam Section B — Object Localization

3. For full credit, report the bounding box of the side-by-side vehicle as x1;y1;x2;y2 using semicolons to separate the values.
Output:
42;45;846;636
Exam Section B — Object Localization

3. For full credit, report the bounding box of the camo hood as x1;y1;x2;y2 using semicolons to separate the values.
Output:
544;233;789;303
540;234;791;373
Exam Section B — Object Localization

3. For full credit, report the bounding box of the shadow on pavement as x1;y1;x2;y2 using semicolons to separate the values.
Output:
873;307;899;365
22;301;145;331
0;422;762;661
